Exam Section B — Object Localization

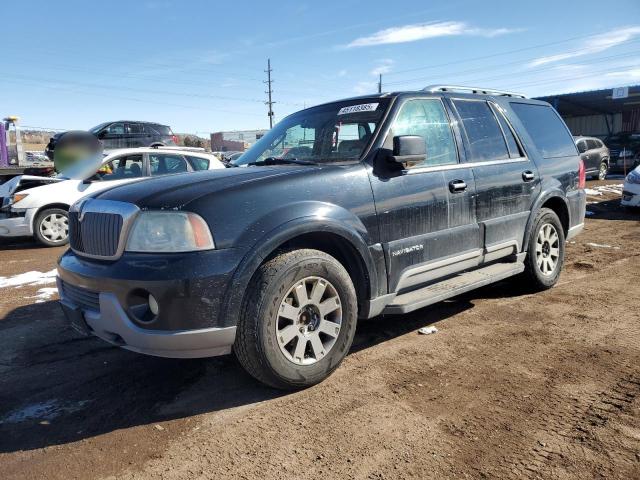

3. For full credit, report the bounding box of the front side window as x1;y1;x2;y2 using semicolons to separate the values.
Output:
510;103;577;158
233;98;390;166
149;154;189;175
453;100;510;162
389;99;458;168
577;140;587;154
98;154;143;180
186;155;209;171
586;139;599;150
105;123;125;135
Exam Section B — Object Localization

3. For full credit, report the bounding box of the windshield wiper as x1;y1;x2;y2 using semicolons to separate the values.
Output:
246;157;317;166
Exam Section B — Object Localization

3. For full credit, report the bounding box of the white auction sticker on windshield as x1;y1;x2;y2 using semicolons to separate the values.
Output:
338;103;379;115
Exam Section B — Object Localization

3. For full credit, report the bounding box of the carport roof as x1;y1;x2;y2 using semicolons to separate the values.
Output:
534;85;640;117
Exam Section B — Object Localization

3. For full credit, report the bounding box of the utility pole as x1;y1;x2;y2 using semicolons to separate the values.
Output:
378;73;382;93
264;59;275;129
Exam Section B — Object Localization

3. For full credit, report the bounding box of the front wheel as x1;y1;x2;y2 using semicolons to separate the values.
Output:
34;208;69;247
522;208;565;290
234;249;357;390
598;161;608;180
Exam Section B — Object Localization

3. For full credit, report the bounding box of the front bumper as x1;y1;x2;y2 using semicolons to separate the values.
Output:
57;247;247;358
0;208;34;237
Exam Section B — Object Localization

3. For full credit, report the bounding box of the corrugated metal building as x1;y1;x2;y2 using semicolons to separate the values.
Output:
535;85;640;139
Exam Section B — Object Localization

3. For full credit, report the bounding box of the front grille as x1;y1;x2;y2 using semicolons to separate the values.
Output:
61;280;100;312
69;211;123;257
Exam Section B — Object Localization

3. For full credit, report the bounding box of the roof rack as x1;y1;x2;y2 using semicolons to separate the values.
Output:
423;85;526;98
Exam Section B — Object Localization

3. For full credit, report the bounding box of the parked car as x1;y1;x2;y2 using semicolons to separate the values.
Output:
621;164;640;208
604;132;640;173
0;147;225;246
574;136;609;180
56;86;586;389
45;121;178;160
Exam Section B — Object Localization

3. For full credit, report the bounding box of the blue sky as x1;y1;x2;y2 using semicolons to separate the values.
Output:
2;0;639;135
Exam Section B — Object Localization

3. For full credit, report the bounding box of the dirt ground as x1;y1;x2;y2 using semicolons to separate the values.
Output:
1;178;639;480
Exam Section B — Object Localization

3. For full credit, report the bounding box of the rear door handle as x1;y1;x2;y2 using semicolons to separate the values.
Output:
449;180;467;193
522;171;535;182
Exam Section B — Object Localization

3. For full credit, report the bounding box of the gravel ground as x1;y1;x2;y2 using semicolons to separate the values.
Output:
0;178;638;480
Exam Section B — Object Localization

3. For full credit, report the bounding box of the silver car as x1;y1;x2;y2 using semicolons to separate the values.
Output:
574;136;610;180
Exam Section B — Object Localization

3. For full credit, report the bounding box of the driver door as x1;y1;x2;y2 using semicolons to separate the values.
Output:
368;97;480;294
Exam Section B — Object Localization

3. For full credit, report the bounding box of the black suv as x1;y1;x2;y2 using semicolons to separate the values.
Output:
57;86;586;389
46;121;176;159
604;132;640;172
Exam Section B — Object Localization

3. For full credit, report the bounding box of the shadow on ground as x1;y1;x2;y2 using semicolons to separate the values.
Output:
0;278;529;453
587;198;639;221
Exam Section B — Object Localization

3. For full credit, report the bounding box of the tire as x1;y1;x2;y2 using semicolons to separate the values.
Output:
234;249;358;390
598;161;608;181
34;208;69;247
522;208;565;290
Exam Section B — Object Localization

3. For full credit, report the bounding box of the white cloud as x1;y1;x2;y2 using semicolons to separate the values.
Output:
370;59;394;76
529;27;640;67
346;21;519;48
605;67;640;79
353;81;379;95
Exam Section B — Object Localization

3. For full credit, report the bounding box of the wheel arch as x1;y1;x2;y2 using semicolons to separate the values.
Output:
220;218;378;328
523;192;570;251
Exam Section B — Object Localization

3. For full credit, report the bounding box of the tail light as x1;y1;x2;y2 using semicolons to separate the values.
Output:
578;158;586;189
171;135;178;145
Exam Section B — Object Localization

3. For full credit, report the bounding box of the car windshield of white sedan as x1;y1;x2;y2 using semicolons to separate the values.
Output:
233;99;390;166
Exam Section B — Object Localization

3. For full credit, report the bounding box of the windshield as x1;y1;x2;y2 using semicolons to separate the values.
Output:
89;122;110;134
233;98;390;166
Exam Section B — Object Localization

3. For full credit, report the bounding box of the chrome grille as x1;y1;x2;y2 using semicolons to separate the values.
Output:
61;280;100;312
69;199;139;260
69;211;123;257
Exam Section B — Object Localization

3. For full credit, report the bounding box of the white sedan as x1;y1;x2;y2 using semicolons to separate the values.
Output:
621;165;640;208
0;147;225;246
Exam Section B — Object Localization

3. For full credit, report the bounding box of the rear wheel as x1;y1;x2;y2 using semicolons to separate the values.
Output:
598;161;608;180
523;208;565;290
34;208;69;247
234;249;357;389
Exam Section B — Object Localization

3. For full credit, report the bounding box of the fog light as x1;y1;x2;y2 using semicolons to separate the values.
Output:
148;294;159;316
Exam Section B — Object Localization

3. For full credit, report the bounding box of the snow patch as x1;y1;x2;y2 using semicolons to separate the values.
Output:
585;184;624;196
585;242;620;250
0;269;57;288
29;287;59;303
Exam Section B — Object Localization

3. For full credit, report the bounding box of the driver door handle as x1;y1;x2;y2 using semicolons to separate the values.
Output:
522;171;535;182
449;180;467;193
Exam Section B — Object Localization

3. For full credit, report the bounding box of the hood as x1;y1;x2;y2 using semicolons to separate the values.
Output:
95;165;317;209
0;174;63;197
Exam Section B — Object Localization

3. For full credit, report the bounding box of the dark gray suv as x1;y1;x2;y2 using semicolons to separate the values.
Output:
57;85;586;389
46;121;177;160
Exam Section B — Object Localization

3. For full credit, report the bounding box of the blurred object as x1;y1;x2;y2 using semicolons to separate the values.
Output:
53;131;103;178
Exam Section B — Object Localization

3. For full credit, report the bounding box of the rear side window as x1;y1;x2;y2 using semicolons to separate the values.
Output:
187;155;210;170
149;154;188;175
510;103;577;158
452;100;509;162
148;124;173;136
491;104;523;158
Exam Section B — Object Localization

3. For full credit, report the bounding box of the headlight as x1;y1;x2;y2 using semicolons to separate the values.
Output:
626;170;640;184
126;211;215;252
10;193;29;205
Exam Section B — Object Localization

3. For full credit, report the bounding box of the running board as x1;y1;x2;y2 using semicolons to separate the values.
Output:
383;262;525;315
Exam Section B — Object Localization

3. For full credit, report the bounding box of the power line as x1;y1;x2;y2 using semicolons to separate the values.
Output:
265;58;275;128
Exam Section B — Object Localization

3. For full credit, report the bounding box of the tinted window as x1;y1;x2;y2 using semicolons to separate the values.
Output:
105;123;125;135
148;124;173;136
391;99;458;168
126;123;143;134
453;100;509;162
187;155;209;171
511;103;577;158
99;154;143;180
577;140;587;153
149;154;188;175
491;104;523;158
586;139;599;150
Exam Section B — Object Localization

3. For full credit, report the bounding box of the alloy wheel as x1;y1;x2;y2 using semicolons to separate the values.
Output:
535;223;560;276
275;276;342;365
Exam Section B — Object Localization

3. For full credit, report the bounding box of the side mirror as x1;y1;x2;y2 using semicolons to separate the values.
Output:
391;135;426;166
